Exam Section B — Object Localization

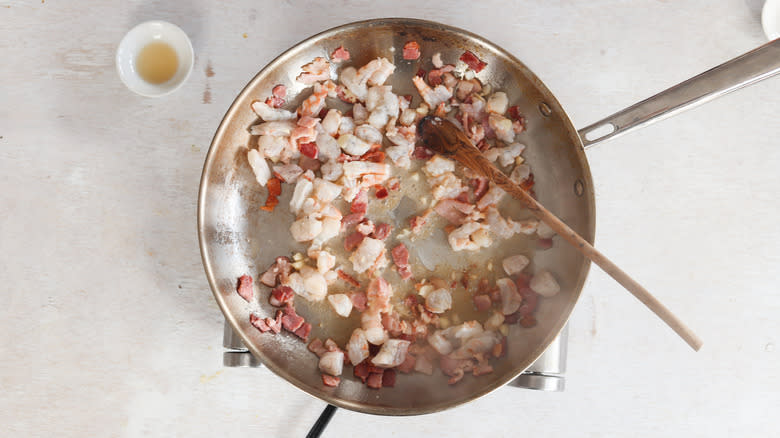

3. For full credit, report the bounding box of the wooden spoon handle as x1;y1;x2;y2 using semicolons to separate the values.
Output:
454;132;703;351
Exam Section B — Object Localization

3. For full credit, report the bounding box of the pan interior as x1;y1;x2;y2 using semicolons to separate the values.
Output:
198;18;595;415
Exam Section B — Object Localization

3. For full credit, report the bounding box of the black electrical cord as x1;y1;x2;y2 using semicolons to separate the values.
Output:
305;404;338;438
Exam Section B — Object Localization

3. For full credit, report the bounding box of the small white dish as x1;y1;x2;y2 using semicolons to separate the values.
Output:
762;0;780;41
116;20;194;97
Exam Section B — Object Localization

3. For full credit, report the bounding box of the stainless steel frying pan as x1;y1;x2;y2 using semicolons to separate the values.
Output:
198;18;780;415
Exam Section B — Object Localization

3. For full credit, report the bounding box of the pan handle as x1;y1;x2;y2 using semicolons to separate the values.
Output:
578;38;780;149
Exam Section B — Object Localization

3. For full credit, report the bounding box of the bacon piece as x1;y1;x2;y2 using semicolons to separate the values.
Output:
459;50;487;72
265;96;285;108
473;294;492;312
354;360;370;383
267;310;283;334
404;294;419;313
520;172;535;192
281;305;305;332
372;222;393;240
381;312;403;337
412;146;434;160
260;177;282;212
322;374;340;387
427;65;455;87
337;269;361;287
349;291;368;312
259;256;292;287
403;41;421;60
507;105;523;122
351;189;368;214
382;369;397;387
398;353;416;373
344;231;365;252
269;285;294;307
308;338;328;357
360;150;385;163
374;186;388;199
470;178;489;200
236;275;253;302
294;322;312;341
330;45;350;62
341;212;365;230
503;312;520;325
366;372;384;389
416;67;426;78
272;84;286;99
434;199;474;225
387;177;400;191
519;315;537;328
518;287;538;316
391;243;412;280
492;336;507;358
299;141;318;159
298;155;320;172
537;237;553;250
249;313;270;332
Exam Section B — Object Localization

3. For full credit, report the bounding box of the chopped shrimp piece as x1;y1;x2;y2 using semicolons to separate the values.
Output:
298;266;328;301
366;85;400;129
428;330;454;355
349;237;387;274
247;149;271;186
338;115;355;135
497;278;523;315
488;113;515;143
256;135;288;162
503;254;530;276
423;155;455;176
251;100;296;121
361;308;387;345
316;250;336;273
367;277;392;313
290;216;322;242
355;124;383;145
448;222;492;251
428;172;464;201
328;294;353;317
250;120;297;137
296;57;331;84
313;178;342;203
318;351;344;376
337;134;372;156
321;109;342;135
424;288;452;314
495;143;526;167
347;328;370;365
412;76;452;108
484;311;505;331
432;52;443;68
530;270;561;297
486;91;509;115
289;178;313;214
342;161;390;182
451;331;500;360
537;221;555;239
371;339;411;368
476;185;505;210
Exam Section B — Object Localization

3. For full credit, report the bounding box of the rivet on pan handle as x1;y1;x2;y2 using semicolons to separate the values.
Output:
579;38;780;149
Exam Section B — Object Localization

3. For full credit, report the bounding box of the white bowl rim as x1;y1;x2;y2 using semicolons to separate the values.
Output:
115;20;195;98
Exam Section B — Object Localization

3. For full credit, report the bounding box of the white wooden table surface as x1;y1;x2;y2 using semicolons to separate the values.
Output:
2;1;778;436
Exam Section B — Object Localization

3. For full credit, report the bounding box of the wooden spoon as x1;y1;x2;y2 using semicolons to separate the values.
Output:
419;116;702;351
